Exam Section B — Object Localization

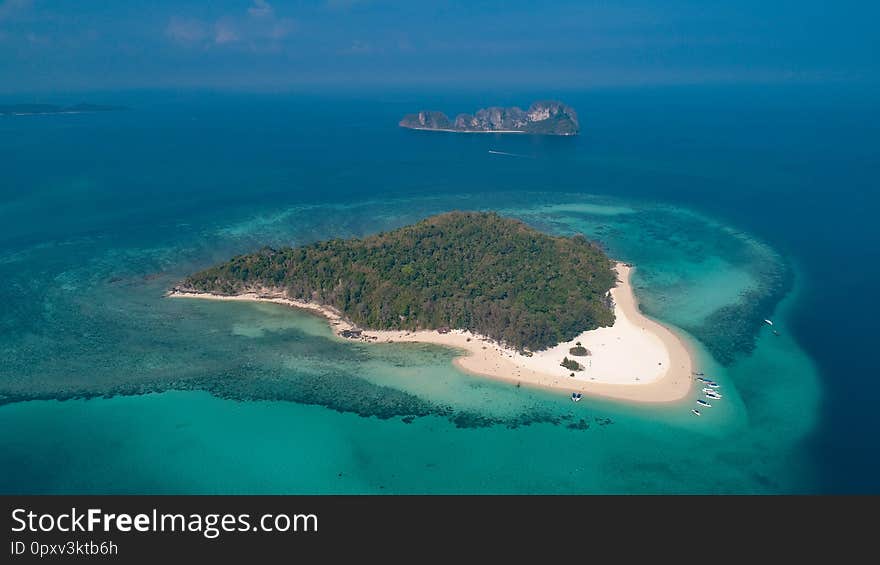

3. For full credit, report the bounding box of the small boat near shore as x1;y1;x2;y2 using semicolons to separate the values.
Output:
696;399;712;407
691;409;701;416
705;391;722;400
571;392;582;402
707;382;720;388
764;319;774;326
696;377;713;383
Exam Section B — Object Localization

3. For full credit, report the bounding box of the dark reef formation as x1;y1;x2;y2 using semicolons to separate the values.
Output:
399;100;579;135
689;263;793;365
0;374;599;431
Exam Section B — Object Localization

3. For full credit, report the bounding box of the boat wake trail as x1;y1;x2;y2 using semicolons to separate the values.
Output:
488;150;533;158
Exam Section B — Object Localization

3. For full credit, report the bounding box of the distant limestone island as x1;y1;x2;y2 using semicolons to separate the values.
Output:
171;212;694;403
0;103;126;116
399;100;579;135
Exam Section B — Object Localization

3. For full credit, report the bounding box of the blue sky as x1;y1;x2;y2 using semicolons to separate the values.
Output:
1;0;876;92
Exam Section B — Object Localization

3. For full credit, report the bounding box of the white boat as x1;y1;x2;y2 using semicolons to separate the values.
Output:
696;399;712;407
691;409;701;416
764;319;774;326
696;377;713;383
705;391;722;399
702;387;715;394
571;392;582;402
707;382;720;388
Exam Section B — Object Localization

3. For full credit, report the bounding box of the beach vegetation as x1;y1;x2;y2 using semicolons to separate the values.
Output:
180;212;616;351
561;357;584;371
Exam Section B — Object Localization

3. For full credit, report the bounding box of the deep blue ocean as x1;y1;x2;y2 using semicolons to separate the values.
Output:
0;85;877;493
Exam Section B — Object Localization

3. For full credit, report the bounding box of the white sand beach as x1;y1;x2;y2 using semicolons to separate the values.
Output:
168;262;693;403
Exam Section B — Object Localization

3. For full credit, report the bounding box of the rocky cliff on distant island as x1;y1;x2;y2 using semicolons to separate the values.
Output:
399;101;579;135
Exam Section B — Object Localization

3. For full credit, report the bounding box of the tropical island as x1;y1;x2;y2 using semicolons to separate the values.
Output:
0;103;125;116
399;101;579;135
170;212;693;402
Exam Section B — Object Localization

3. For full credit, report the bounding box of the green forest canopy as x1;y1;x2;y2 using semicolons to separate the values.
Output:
179;211;617;351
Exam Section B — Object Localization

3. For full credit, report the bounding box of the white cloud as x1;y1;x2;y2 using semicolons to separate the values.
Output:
214;21;239;44
166;17;207;44
167;1;295;50
248;0;273;18
268;18;296;40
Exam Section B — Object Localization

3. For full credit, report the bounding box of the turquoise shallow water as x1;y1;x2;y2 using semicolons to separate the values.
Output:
3;87;874;492
0;191;819;493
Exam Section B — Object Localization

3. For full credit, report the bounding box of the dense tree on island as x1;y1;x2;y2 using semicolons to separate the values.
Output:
178;212;616;351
